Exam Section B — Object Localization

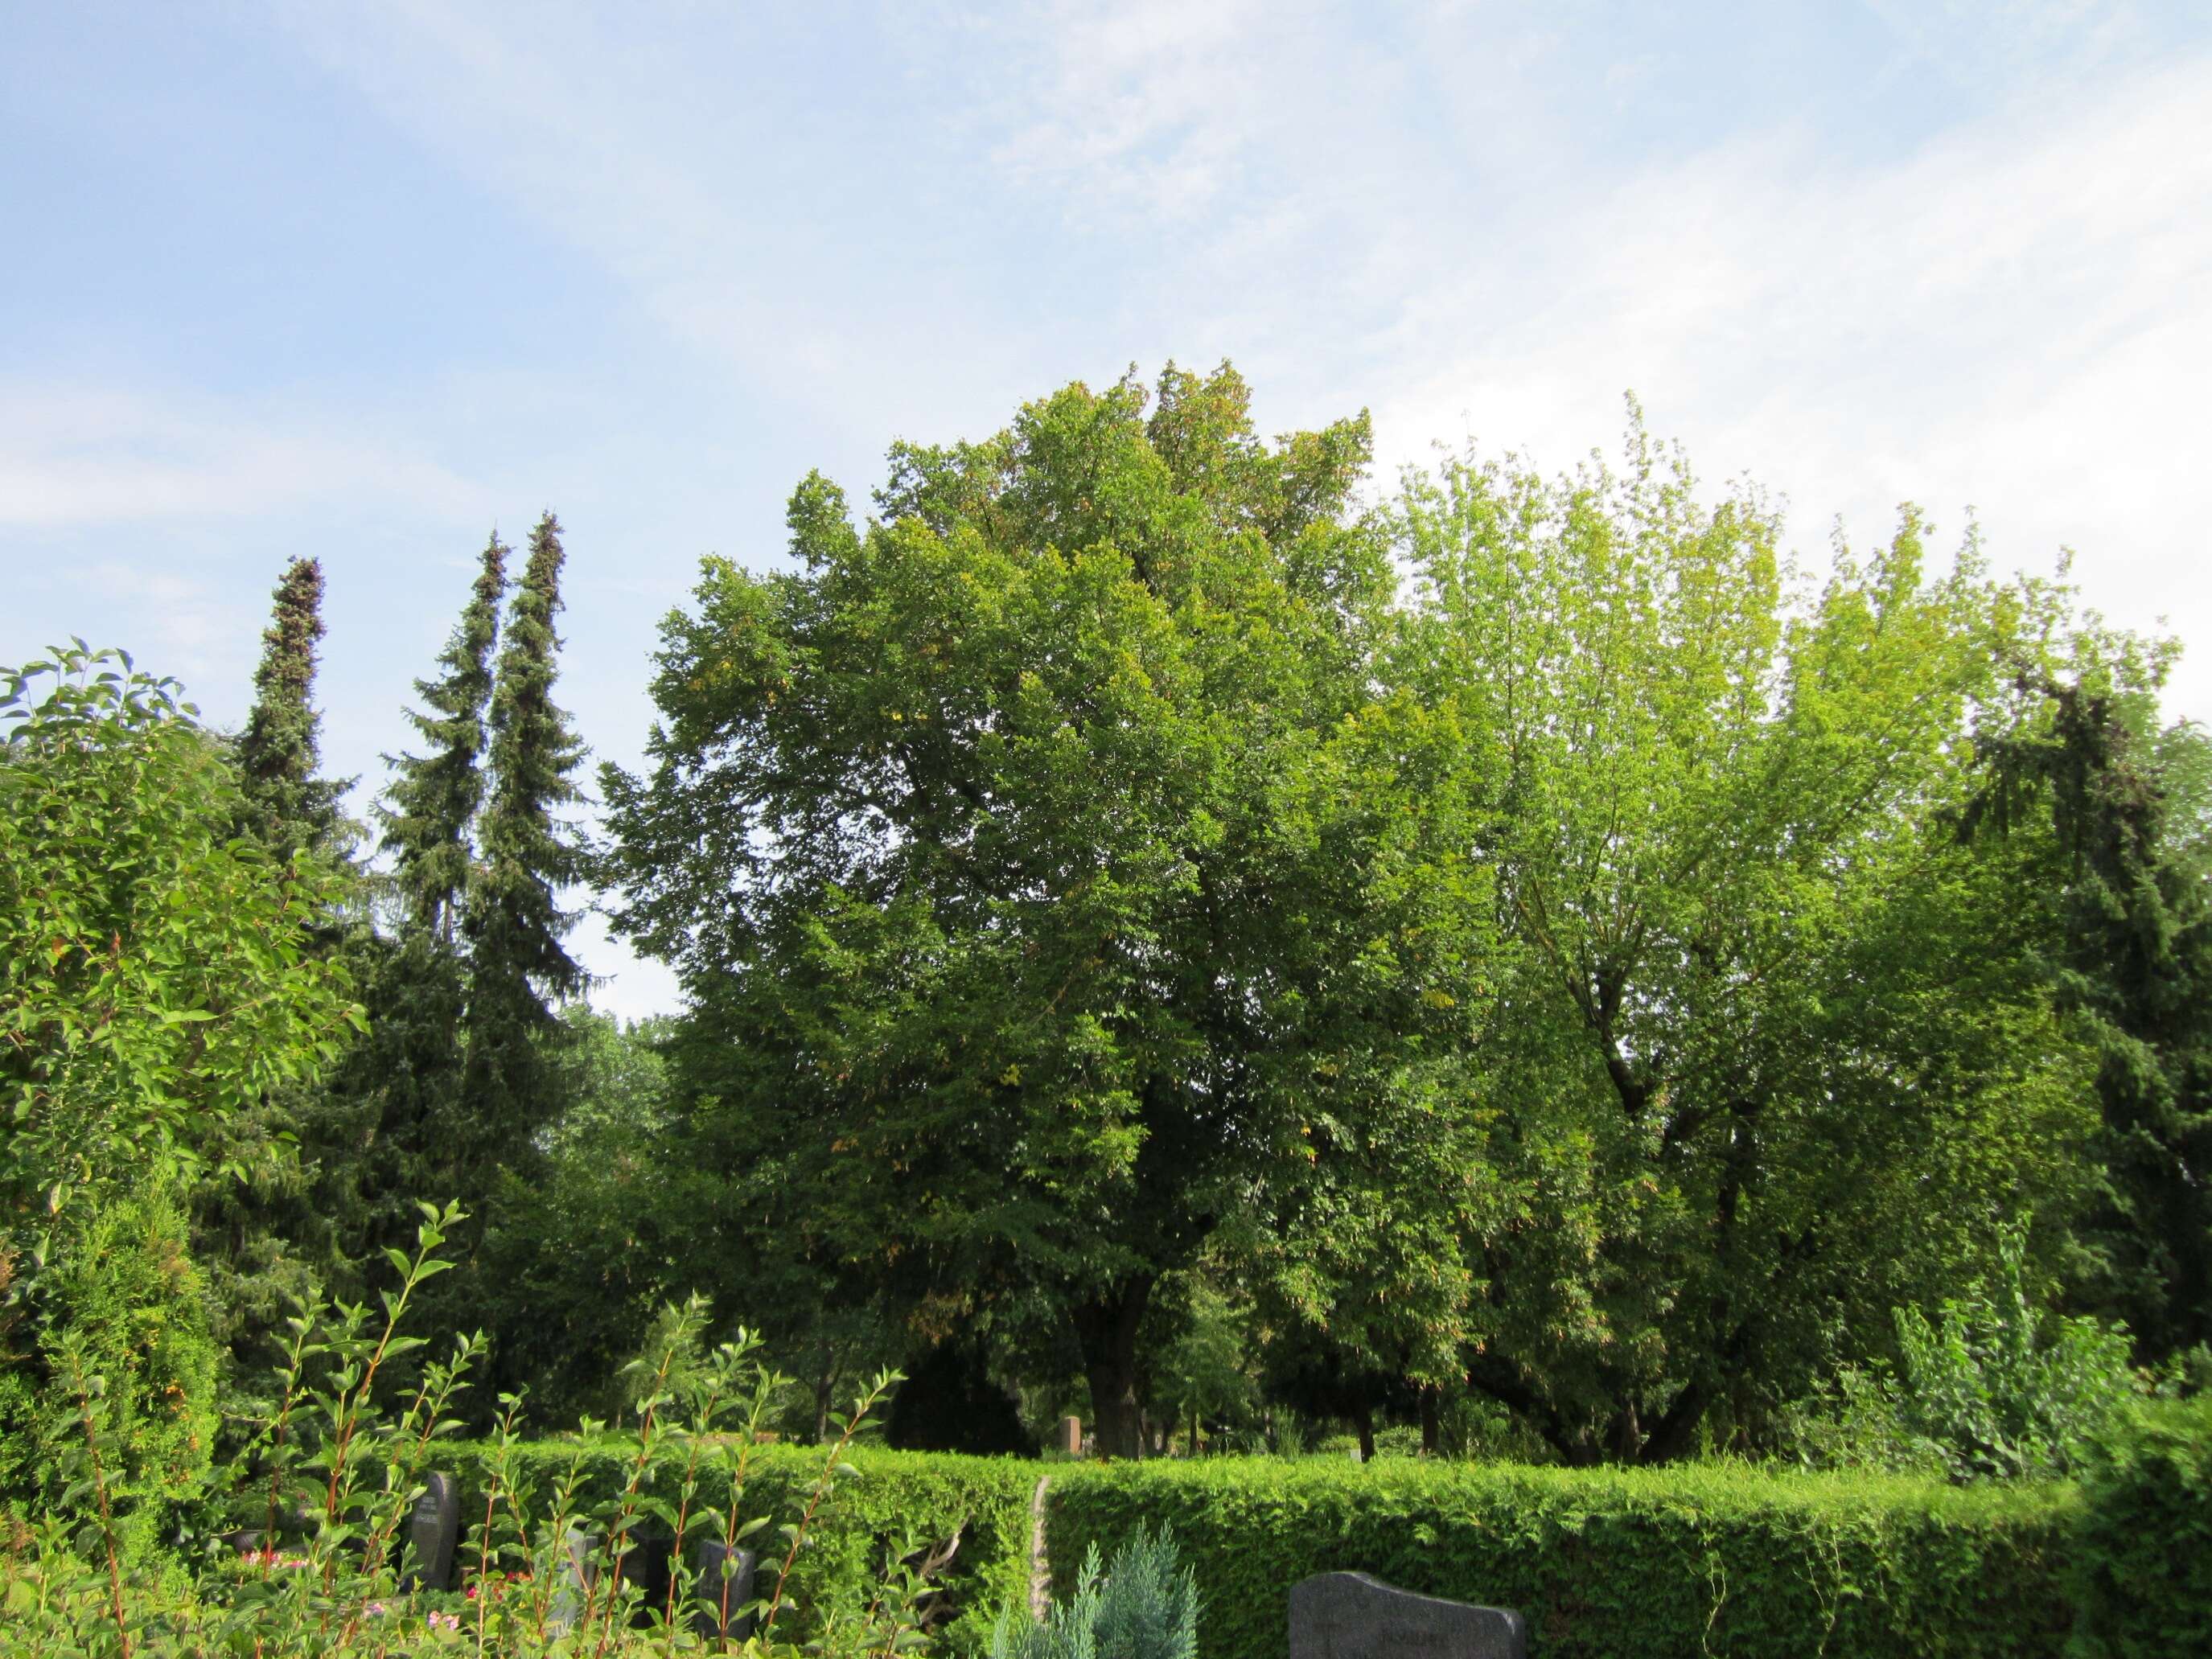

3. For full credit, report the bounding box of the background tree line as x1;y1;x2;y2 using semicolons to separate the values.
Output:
5;364;2205;1517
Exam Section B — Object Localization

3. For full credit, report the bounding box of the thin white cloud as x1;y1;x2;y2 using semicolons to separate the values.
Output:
980;0;1285;220
0;384;491;528
262;1;958;419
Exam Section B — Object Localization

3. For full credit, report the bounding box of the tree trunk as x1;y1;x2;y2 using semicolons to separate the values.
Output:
1355;1405;1375;1464
1071;1276;1154;1460
1420;1386;1441;1456
1613;1398;1643;1461
1638;1379;1712;1464
812;1341;843;1444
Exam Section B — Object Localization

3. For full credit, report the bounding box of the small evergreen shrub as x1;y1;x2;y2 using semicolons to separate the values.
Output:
2069;1394;2212;1658
994;1526;1199;1659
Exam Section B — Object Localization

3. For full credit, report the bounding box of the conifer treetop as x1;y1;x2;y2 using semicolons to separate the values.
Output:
237;555;347;854
383;532;508;940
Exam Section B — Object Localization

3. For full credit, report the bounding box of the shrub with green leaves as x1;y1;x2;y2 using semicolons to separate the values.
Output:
2069;1394;2212;1658
442;1438;1042;1657
1;644;358;1557
1783;1231;2144;1483
0;1185;218;1562
0;1205;947;1658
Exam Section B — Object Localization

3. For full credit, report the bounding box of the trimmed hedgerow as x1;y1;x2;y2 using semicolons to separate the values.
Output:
442;1441;1040;1657
1046;1458;2078;1659
2069;1394;2212;1658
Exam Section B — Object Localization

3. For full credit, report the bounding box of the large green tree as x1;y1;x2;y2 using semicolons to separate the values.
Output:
302;533;512;1298
194;558;362;1382
1393;425;2104;1460
604;365;1497;1456
384;534;508;941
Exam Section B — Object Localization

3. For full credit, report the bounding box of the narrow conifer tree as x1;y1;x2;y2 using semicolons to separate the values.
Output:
236;556;346;853
1972;678;2212;1359
382;534;508;940
196;556;356;1410
305;539;512;1315
458;511;589;1195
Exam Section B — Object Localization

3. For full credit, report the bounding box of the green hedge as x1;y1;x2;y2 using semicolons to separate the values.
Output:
409;1431;2212;1659
1045;1459;2078;1659
436;1441;1039;1657
2070;1395;2212;1658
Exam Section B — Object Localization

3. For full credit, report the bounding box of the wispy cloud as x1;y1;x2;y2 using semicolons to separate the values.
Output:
1374;51;2212;643
0;384;491;528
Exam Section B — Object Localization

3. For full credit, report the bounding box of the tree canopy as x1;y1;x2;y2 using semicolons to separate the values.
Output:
602;364;1498;1454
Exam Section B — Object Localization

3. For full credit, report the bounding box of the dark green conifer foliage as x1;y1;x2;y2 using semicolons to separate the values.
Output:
1971;676;2212;1361
195;557;358;1403
294;542;516;1321
234;556;346;854
458;511;589;1208
384;533;508;940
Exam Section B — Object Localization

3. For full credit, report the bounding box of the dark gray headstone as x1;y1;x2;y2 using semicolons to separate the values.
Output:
692;1540;759;1640
1289;1572;1526;1659
402;1472;459;1591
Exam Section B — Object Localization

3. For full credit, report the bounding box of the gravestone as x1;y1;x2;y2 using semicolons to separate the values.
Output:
1059;1415;1083;1456
401;1472;459;1591
546;1528;680;1631
692;1541;759;1640
621;1534;674;1619
546;1528;596;1636
1289;1572;1526;1659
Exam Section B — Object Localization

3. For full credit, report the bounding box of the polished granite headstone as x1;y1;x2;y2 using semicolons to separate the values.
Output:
401;1472;459;1591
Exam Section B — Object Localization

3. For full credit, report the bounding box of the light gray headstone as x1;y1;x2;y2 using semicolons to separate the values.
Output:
402;1472;459;1591
1289;1572;1526;1659
545;1527;598;1636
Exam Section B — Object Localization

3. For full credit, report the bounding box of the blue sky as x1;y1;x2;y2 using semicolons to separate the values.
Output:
7;2;2210;1016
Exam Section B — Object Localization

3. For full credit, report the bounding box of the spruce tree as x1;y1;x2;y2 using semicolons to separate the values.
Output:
234;556;348;854
383;534;508;940
1971;675;2212;1361
458;511;589;1206
195;556;356;1411
317;536;510;1298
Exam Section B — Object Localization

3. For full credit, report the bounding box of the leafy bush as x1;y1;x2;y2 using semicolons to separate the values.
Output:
1783;1232;2144;1482
1047;1456;2078;1659
994;1526;1198;1659
1;645;357;1551
0;1186;218;1562
0;1206;945;1657
446;1437;1041;1657
2069;1394;2212;1657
